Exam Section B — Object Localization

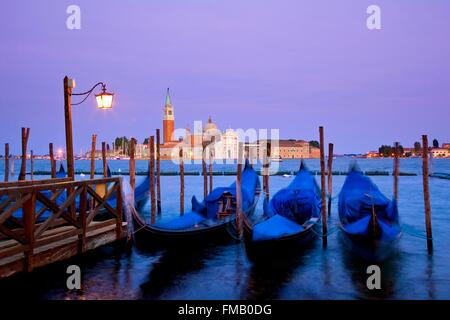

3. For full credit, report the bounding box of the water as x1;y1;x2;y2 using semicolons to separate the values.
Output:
1;158;450;300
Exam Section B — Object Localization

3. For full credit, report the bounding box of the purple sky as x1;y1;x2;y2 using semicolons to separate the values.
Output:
1;0;449;154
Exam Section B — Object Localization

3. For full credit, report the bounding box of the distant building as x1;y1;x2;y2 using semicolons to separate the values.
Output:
258;139;319;159
431;148;450;158
442;143;450;149
366;151;380;158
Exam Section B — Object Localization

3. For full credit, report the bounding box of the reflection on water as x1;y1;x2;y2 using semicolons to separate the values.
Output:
1;158;450;299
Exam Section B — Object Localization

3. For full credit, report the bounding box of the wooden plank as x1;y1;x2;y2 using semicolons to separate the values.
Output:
0;177;119;195
0;177;71;190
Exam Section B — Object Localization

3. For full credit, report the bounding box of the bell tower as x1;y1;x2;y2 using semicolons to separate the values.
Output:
163;88;174;144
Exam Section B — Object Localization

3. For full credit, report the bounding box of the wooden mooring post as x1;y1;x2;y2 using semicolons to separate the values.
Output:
30;150;34;180
156;129;161;213
202;141;208;199
4;143;9;182
102;141;107;177
327;143;334;216
236;142;243;238
149;136;156;223
421;135;433;253
209;137;215;193
129;138;136;195
49;143;56;178
179;148;184;215
263;141;271;200
19;127;30;181
90;135;96;179
319;126;327;247
393;142;400;199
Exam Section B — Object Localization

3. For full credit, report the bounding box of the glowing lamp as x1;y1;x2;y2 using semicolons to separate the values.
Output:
95;85;114;109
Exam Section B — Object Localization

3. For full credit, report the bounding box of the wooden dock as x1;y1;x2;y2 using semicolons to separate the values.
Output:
0;177;127;279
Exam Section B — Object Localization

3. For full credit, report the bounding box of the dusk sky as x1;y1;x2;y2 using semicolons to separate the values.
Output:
1;0;449;154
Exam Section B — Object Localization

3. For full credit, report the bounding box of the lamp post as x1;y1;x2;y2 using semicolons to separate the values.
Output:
63;76;114;179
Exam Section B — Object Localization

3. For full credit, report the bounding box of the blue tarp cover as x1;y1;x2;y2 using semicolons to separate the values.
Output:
253;214;304;241
253;161;321;241
153;160;260;230
265;162;321;224
154;211;206;230
338;165;400;240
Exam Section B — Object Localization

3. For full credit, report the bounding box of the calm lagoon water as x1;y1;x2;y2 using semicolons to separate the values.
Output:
1;158;450;300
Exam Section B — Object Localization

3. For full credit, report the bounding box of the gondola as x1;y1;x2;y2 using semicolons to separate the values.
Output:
132;159;260;241
243;161;321;258
338;163;401;261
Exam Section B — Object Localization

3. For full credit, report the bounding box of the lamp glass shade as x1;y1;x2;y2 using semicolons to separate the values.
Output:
95;92;114;109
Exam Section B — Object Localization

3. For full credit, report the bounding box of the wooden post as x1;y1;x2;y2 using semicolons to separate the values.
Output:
102;141;107;177
30;150;34;180
264;142;271;200
209;137;215;193
129;138;136;196
63;76;75;179
156;129;161;213
236;142;243;238
49;143;56;178
393;142;400;199
149;136;156;223
23;191;36;272
78;186;87;254
327;143;334;216
19;127;30;181
116;180;123;239
319;127;327;246
90;134;96;179
202;141;208;198
4;143;9;182
422;135;433;253
179;148;184;215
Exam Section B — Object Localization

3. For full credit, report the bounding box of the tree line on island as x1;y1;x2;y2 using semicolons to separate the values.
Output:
378;139;439;157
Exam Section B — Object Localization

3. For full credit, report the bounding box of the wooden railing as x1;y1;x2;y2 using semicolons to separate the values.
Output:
0;177;123;272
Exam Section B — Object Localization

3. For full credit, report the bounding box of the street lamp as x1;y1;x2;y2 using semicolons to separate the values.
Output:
63;76;114;179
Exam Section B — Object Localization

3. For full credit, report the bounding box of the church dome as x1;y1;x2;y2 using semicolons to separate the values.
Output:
204;116;219;133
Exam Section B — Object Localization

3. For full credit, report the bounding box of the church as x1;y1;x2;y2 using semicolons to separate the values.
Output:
159;89;239;161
